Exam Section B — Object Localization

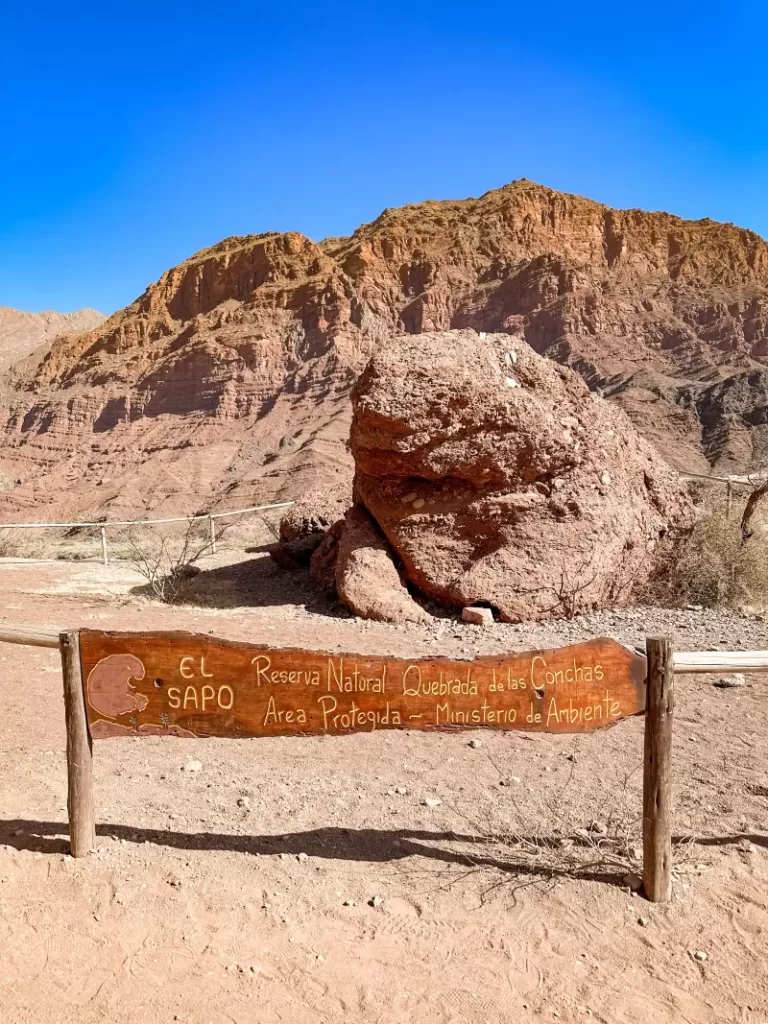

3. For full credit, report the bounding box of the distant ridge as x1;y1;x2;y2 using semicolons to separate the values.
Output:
0;306;106;372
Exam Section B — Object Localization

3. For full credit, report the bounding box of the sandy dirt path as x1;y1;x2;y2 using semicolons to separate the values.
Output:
1;555;767;1023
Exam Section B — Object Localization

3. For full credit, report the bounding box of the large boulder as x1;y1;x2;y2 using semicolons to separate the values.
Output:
350;330;694;622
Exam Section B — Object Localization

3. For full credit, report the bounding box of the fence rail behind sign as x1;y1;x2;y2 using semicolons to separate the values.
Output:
78;631;646;739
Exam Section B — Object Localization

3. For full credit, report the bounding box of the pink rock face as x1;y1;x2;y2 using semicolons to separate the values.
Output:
351;330;695;623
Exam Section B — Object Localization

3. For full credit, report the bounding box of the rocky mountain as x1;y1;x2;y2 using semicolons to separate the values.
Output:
0;306;105;373
1;180;767;520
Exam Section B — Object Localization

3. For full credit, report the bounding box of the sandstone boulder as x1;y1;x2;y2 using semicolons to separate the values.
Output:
271;486;350;569
351;330;694;622
334;506;431;623
279;487;351;543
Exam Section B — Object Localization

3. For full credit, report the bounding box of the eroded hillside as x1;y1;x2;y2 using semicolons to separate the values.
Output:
2;180;767;519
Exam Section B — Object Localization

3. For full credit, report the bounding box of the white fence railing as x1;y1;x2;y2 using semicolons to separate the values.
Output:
0;501;294;564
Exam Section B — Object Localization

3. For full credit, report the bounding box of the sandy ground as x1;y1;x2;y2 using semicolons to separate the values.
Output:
2;553;768;1024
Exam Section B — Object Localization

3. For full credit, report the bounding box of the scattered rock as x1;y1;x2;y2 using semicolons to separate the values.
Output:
394;786;408;795
342;899;355;907
713;674;746;689
637;917;649;927
461;606;494;626
468;739;483;749
297;852;309;863
693;950;708;962
422;797;442;808
368;895;383;908
182;760;202;773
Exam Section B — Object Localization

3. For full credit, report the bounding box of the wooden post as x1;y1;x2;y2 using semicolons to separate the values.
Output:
209;515;217;555
100;526;108;566
60;631;95;857
726;481;733;519
643;637;674;902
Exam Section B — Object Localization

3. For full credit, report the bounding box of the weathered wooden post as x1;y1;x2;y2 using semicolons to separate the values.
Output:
60;631;95;857
100;525;109;566
726;480;733;519
643;636;674;902
209;515;217;555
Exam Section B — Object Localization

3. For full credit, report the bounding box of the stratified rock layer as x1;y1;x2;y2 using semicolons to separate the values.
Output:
3;179;768;519
351;330;694;622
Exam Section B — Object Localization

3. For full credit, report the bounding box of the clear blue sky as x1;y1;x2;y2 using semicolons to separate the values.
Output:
2;1;766;314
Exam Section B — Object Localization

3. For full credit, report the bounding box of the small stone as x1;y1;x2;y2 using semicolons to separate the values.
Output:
237;797;251;809
412;498;425;509
402;492;417;503
738;839;757;853
342;899;355;907
637;917;649;927
713;674;746;689
368;895;383;907
505;376;520;389
566;753;577;762
182;759;202;773
693;950;708;962
600;471;611;486
297;852;309;863
623;872;643;892
422;797;442;808
499;776;521;786
461;606;494;626
395;786;408;795
468;739;482;749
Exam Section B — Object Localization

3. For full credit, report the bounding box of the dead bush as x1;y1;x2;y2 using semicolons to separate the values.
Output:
657;485;768;608
0;528;53;559
122;519;223;603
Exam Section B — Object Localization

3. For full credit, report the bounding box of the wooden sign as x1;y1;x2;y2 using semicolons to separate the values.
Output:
79;631;646;739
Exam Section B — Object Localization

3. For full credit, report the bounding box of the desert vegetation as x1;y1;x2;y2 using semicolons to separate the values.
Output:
657;479;768;610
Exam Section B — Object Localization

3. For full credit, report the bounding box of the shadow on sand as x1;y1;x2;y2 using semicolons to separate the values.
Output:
0;818;645;888
129;553;349;615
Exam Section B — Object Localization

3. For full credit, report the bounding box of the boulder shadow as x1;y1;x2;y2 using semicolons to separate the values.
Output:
129;553;351;616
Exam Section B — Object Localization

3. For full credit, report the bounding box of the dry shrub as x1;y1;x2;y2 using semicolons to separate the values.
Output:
456;745;645;884
122;518;236;603
658;485;768;608
0;528;53;559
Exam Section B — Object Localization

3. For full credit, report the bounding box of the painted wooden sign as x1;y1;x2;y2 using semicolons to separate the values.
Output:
78;631;646;740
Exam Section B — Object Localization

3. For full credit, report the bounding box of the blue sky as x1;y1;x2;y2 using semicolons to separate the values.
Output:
1;1;766;314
